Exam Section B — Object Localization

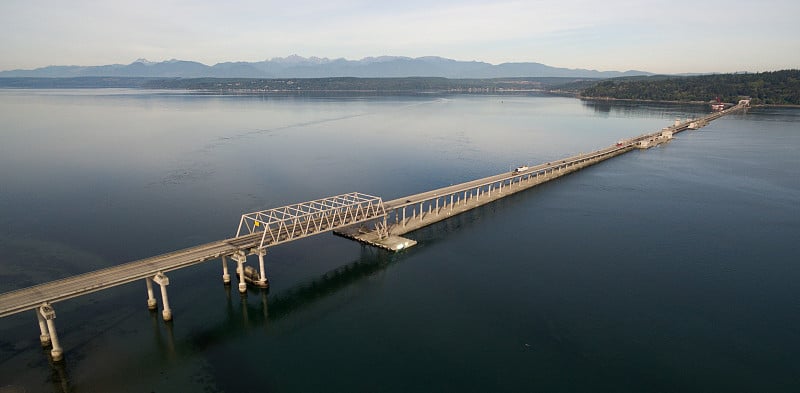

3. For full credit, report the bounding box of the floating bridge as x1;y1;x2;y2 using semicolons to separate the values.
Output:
0;102;748;361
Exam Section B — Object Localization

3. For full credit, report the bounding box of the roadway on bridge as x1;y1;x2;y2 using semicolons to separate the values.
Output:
0;235;268;318
383;144;626;209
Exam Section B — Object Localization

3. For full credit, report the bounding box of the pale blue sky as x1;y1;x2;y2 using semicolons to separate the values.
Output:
1;0;797;73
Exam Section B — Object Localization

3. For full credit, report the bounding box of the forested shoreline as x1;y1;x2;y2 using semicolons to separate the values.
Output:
580;70;799;105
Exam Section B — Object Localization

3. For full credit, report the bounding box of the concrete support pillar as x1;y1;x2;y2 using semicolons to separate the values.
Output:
435;198;439;216
402;207;406;227
221;255;231;284
450;194;454;212
145;277;157;310
419;203;423;219
36;308;50;346
256;248;268;287
153;272;172;321
233;251;247;293
39;303;62;361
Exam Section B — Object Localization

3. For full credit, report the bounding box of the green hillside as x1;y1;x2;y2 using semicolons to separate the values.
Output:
581;70;800;105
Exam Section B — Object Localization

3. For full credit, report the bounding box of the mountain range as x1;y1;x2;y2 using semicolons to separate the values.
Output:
0;55;652;79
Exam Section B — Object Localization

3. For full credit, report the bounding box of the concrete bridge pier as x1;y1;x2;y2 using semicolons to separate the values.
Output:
221;255;231;284
233;251;247;293
38;303;63;361
35;307;51;346
256;248;268;288
145;277;157;310
152;272;172;321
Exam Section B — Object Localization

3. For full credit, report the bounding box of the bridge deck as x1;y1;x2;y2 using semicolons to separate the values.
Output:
0;234;264;318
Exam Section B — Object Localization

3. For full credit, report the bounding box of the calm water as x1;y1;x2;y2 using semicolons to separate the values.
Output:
0;90;798;392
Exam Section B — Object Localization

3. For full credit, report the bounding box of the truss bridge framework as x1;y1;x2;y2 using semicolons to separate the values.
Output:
236;192;388;249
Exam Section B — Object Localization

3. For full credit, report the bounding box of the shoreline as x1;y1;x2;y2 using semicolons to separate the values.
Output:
579;95;800;109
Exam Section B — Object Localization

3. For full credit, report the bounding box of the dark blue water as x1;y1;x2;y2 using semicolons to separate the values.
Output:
0;90;798;392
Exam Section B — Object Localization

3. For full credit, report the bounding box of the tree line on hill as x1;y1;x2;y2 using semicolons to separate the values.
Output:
580;70;800;105
0;76;586;91
138;77;588;92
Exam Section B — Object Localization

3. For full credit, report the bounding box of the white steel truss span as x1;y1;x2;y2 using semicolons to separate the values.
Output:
236;192;387;249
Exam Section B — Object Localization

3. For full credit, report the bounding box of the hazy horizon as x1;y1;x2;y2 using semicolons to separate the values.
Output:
2;0;798;75
0;54;657;74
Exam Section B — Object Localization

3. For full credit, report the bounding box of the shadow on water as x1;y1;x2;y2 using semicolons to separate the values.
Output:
45;349;71;393
149;308;176;361
265;247;397;320
181;246;400;351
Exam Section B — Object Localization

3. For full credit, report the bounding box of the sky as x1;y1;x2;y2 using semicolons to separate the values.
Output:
1;0;798;74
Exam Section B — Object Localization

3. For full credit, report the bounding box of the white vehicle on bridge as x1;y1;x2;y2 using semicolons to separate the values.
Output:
513;165;529;173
